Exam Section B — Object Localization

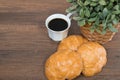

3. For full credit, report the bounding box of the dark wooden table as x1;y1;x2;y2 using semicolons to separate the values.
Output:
0;0;120;80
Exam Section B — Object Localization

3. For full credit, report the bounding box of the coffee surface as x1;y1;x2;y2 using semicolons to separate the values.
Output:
48;18;68;31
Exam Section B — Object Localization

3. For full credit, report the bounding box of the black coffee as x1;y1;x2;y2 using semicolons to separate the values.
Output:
48;18;68;31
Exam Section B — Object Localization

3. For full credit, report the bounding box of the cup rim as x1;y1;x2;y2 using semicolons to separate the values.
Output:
45;13;71;33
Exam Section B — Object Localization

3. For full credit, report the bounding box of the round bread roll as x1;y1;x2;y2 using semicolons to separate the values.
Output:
77;42;107;77
45;50;83;80
58;35;88;51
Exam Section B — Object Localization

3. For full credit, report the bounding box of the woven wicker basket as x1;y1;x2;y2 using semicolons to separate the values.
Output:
80;23;120;44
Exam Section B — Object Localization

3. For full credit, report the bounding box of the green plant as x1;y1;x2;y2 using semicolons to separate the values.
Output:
66;0;120;34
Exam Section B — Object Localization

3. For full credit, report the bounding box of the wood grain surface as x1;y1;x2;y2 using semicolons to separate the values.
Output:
0;0;120;80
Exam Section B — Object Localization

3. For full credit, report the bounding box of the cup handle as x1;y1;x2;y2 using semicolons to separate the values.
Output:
66;11;76;19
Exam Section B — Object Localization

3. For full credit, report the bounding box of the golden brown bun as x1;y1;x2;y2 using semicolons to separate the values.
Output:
45;50;83;80
77;42;107;77
58;35;88;51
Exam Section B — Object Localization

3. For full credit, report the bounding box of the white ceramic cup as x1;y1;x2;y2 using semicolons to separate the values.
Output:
45;13;72;41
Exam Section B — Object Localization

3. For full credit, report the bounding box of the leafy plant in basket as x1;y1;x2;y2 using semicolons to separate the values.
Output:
66;0;120;44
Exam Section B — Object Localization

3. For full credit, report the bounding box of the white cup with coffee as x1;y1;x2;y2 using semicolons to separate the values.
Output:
45;13;72;41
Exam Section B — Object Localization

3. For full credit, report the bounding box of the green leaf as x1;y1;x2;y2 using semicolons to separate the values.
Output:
102;20;107;29
66;4;78;12
112;19;119;25
79;8;84;17
85;8;90;17
112;10;120;14
84;0;90;5
90;12;97;17
103;8;109;18
99;0;106;5
73;17;81;20
77;0;84;7
67;0;73;3
108;23;118;32
88;22;92;25
90;2;97;6
94;18;100;26
90;7;93;11
88;16;97;22
66;8;71;13
114;5;119;10
76;7;81;12
106;13;111;21
111;15;115;20
99;5;104;11
107;2;113;9
99;12;104;19
103;24;106;29
78;20;86;26
95;6;100;12
66;4;78;13
96;28;102;34
110;0;115;2
92;0;98;2
90;26;95;33
101;29;107;35
90;28;95;33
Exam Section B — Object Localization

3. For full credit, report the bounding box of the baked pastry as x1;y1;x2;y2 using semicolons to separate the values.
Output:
77;42;107;76
45;35;107;79
58;35;88;51
45;50;83;80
